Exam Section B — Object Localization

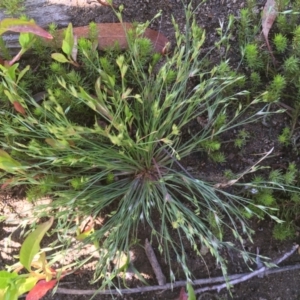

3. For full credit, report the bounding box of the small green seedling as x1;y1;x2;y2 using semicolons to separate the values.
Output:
234;129;250;148
278;127;291;146
0;0;26;16
51;23;79;67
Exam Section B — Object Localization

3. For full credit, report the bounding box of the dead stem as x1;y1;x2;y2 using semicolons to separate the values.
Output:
145;238;166;286
194;244;299;293
54;245;300;296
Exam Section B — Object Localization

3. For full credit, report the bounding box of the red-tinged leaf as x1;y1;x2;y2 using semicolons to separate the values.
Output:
262;0;277;61
25;280;57;300
13;101;26;115
178;287;188;300
0;19;52;39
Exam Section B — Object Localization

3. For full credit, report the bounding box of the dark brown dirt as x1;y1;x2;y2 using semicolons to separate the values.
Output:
1;0;300;299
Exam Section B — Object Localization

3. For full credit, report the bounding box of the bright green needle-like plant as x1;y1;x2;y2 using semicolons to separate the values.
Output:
239;161;300;241
0;0;25;16
0;6;283;289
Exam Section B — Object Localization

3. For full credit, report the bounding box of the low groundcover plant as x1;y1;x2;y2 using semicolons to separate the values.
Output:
0;5;287;292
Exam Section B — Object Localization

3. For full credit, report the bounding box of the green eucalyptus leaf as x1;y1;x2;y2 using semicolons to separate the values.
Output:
20;218;54;272
51;53;70;63
62;40;71;58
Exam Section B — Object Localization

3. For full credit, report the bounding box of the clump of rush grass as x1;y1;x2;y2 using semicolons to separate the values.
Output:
0;3;283;289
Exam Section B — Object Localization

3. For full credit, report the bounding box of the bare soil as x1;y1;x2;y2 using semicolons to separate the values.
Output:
1;0;300;299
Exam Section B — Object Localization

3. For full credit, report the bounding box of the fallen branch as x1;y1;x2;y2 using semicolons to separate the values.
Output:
55;245;300;296
194;244;299;294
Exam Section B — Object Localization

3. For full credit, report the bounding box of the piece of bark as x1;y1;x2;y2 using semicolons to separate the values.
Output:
54;23;169;53
145;238;166;286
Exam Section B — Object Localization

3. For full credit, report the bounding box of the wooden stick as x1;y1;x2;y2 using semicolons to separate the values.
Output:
144;238;166;286
194;244;299;293
55;262;300;295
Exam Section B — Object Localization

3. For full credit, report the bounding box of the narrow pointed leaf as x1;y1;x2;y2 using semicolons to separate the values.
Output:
20;218;54;272
17;65;30;84
62;23;74;57
187;283;196;300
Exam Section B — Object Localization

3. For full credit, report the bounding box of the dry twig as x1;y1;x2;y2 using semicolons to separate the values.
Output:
194;244;299;293
144;238;166;286
55;245;300;296
214;147;274;188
